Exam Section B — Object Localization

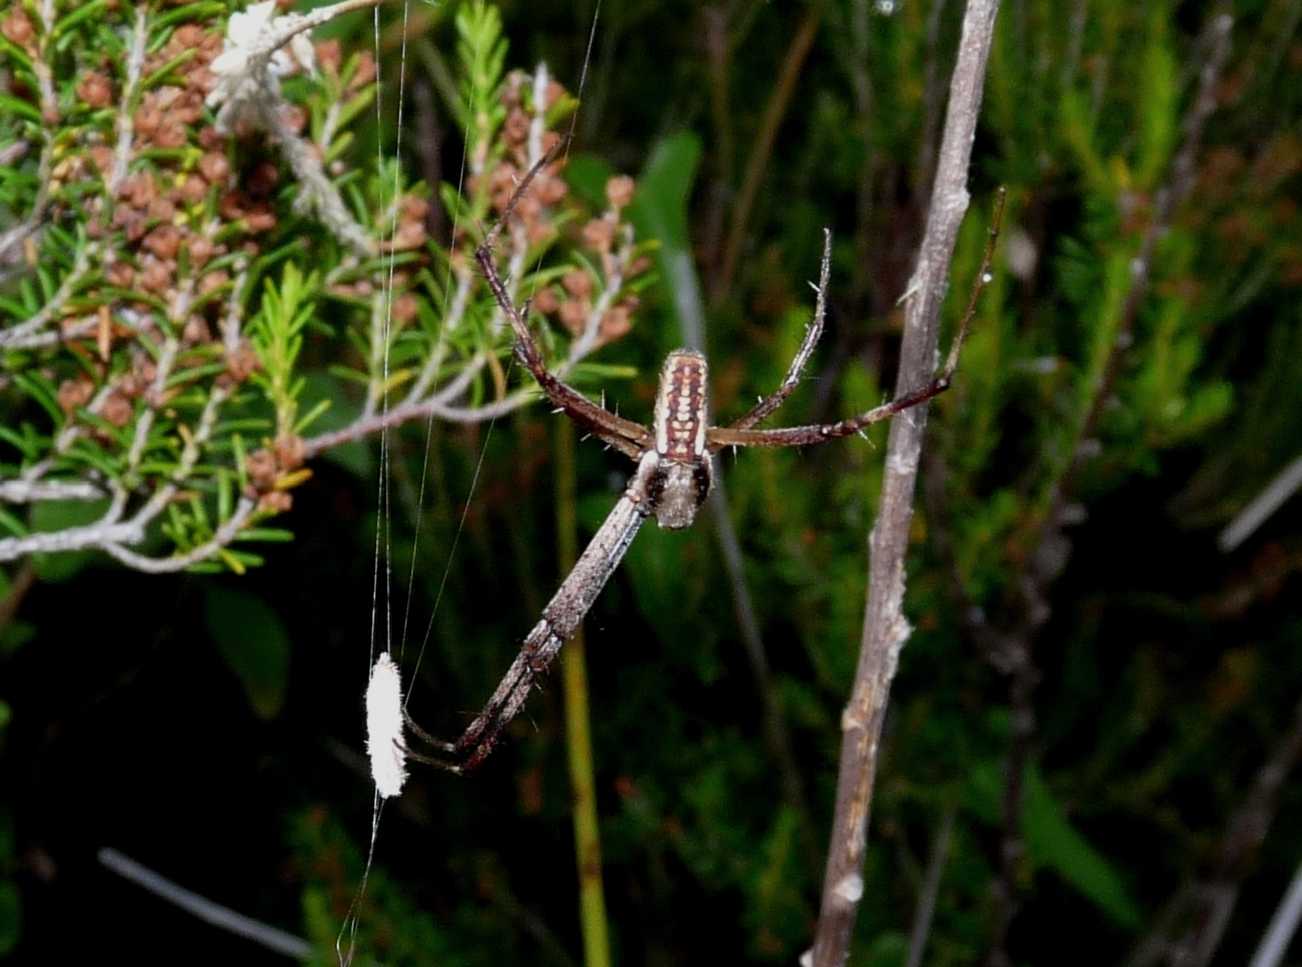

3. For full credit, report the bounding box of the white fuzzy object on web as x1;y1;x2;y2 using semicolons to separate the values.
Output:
366;652;407;798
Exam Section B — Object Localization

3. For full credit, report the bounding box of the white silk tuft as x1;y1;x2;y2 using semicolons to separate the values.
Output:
365;652;407;798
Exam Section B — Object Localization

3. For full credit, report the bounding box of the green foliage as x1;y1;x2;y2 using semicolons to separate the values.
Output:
969;761;1141;927
249;264;321;437
0;0;645;573
291;809;470;966
203;584;290;718
452;0;508;148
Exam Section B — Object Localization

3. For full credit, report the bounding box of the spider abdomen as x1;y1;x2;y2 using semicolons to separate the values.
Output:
654;350;709;462
651;350;712;529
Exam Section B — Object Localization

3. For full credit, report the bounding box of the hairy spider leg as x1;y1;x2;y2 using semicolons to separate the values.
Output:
399;718;463;774
707;188;1006;452
726;227;832;432
707;380;953;448
432;149;1004;767
410;451;660;772
473;153;651;462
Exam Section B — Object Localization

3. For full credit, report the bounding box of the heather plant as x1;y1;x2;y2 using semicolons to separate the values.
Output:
0;0;649;574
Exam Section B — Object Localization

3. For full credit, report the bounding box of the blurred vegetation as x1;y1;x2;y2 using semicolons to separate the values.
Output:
3;0;1302;965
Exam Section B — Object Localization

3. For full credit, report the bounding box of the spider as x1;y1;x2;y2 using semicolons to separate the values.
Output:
403;160;1004;774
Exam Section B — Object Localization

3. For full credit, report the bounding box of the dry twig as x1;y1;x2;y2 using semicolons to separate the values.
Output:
808;1;1002;963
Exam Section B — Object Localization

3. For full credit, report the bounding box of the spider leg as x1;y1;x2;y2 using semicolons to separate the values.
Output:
403;710;457;754
474;153;651;462
726;228;832;432
706;380;950;449
408;451;660;772
402;745;464;775
707;190;1006;452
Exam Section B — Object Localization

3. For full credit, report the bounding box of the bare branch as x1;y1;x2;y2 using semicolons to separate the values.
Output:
1249;859;1302;967
103;498;257;574
0;242;95;349
98;847;311;958
906;806;957;967
259;97;377;258
1218;453;1302;552
809;2;1002;964
108;6;149;197
1126;696;1302;967
0;479;105;503
713;4;824;304
0;515;141;562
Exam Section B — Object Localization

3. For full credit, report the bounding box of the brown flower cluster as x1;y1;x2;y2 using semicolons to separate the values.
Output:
2;9;57;124
463;71;570;247
74;19;246;311
56;348;168;439
381;195;430;252
1;9;34;49
531;175;650;348
40;12;306;448
244;434;306;513
314;39;377;93
460;73;648;351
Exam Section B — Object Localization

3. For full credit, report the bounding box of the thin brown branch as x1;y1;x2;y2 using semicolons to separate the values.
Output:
809;1;1002;964
985;17;1234;960
1125;695;1302;967
671;214;818;845
706;476;818;864
0;561;35;634
712;4;824;305
906;805;957;967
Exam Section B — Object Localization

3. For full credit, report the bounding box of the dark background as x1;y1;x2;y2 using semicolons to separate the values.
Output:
4;0;1302;964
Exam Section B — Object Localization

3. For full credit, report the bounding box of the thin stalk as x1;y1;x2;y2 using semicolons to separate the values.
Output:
809;1;1002;963
712;3;824;305
905;806;957;967
554;418;613;967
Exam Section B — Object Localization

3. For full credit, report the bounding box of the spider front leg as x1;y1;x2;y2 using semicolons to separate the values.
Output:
473;153;651;461
707;379;955;449
406;451;661;772
708;189;1006;452
727;227;832;432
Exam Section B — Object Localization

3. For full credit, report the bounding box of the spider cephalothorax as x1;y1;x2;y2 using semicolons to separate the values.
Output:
398;161;1004;774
